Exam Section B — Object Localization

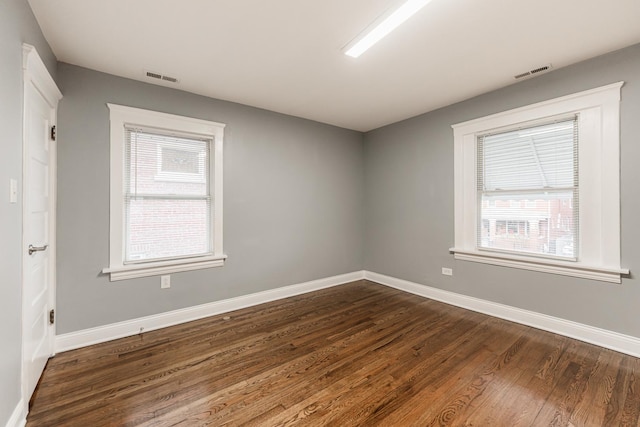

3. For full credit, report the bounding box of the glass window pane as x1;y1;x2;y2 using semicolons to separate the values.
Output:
126;130;209;196
125;198;211;262
479;192;575;258
124;128;212;263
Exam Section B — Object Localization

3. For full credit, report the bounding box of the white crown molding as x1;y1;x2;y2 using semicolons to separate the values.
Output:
364;270;640;358
55;271;365;352
5;399;26;427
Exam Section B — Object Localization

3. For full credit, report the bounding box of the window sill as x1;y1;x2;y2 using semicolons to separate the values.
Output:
102;255;227;281
450;248;629;284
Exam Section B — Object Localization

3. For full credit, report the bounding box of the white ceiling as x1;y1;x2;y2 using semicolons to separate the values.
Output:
28;0;640;132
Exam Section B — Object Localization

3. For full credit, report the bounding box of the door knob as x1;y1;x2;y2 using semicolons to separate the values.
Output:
28;244;48;255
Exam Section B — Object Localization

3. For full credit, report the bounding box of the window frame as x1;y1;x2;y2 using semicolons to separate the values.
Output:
103;104;226;281
451;82;628;283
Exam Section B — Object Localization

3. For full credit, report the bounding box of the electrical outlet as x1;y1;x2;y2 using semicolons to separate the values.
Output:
442;267;453;276
160;275;171;289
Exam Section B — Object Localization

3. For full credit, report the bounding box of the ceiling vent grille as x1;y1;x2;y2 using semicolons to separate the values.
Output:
514;64;553;80
145;70;179;84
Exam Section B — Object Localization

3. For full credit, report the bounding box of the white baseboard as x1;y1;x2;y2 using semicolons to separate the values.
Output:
364;271;640;358
55;271;365;353
5;399;26;427
55;269;640;359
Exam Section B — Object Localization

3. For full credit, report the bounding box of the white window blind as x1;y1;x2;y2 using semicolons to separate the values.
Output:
124;127;212;263
477;118;578;259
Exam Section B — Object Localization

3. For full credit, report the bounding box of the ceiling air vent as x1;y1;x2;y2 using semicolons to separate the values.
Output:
514;64;553;80
145;70;179;84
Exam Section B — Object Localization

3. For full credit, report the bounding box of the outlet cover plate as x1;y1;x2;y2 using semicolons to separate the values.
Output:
161;275;171;289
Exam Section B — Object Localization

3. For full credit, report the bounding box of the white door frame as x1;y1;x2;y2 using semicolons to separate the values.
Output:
21;43;62;405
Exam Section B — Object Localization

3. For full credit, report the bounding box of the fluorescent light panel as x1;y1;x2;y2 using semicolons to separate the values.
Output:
345;0;432;58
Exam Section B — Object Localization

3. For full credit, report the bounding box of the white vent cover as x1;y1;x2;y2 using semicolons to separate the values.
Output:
514;64;553;80
145;70;179;84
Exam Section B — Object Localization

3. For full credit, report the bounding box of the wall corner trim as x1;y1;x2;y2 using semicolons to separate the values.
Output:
5;399;26;427
364;270;640;358
55;271;365;353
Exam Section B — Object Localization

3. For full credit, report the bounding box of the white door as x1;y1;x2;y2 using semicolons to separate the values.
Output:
22;44;61;402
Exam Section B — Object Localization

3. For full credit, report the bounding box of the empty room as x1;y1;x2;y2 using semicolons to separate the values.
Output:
3;0;640;425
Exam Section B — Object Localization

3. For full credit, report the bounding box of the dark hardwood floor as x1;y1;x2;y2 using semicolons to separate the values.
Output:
27;280;640;426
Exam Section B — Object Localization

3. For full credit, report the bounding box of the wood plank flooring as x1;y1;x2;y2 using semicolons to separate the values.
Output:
27;280;640;426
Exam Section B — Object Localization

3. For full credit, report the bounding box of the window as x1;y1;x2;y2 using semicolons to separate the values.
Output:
451;82;628;283
103;104;226;281
125;129;210;262
478;119;577;259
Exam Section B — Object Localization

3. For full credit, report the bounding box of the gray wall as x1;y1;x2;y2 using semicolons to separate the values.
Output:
364;43;640;338
0;0;57;424
56;63;364;333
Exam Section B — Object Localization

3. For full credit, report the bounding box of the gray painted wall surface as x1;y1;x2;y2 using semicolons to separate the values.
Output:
0;0;57;423
56;63;364;333
364;43;640;338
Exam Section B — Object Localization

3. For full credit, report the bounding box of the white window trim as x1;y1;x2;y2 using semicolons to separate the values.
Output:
451;82;629;284
103;104;226;281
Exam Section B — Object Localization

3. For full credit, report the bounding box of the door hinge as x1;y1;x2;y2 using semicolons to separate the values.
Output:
50;125;56;141
49;309;55;325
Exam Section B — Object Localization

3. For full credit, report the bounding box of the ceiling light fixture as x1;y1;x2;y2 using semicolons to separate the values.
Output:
344;0;432;58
